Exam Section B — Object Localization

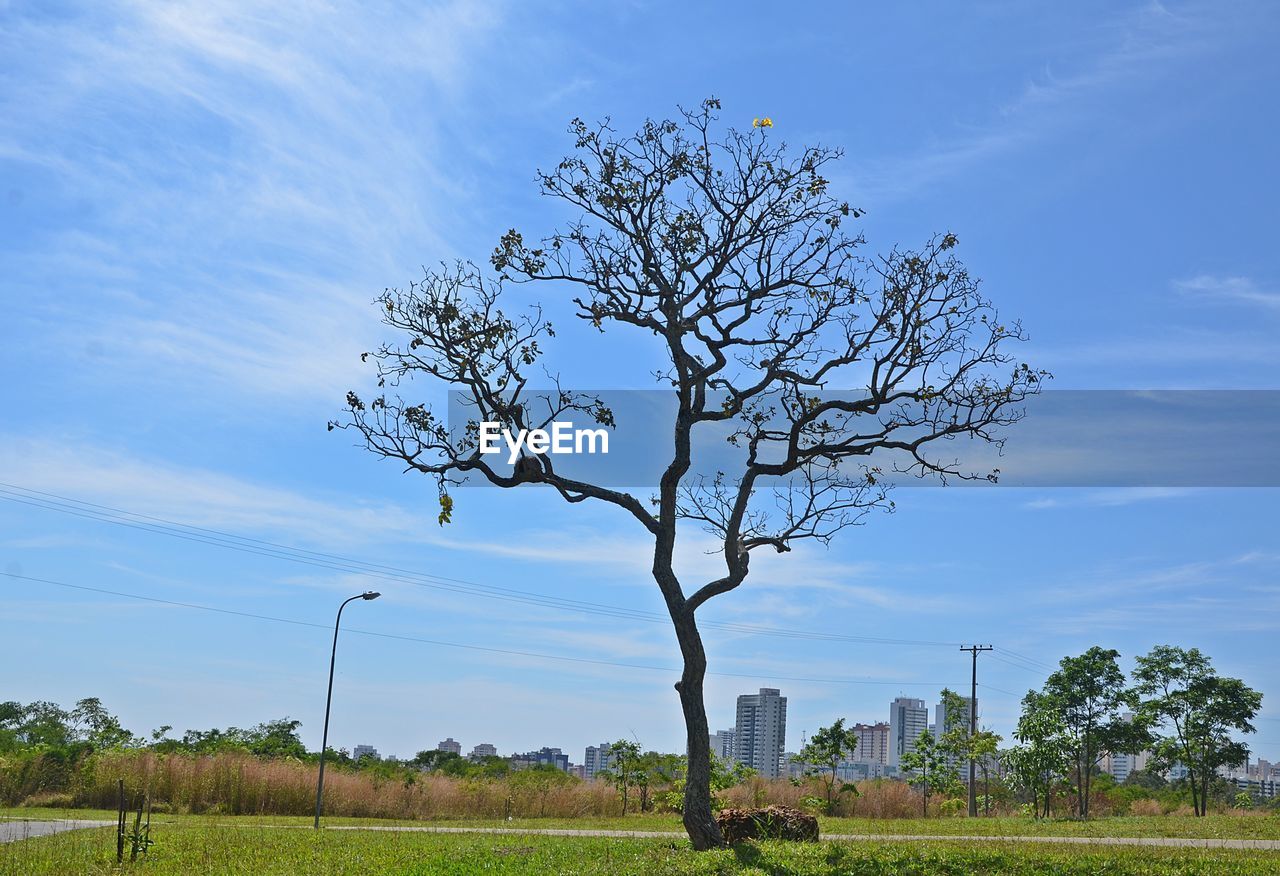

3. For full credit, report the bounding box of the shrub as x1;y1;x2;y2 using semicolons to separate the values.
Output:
1128;798;1164;816
21;791;75;808
716;806;819;844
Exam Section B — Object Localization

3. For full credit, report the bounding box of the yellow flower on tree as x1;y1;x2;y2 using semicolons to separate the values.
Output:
752;117;773;128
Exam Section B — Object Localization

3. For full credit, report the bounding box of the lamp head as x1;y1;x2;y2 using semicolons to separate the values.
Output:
362;591;381;601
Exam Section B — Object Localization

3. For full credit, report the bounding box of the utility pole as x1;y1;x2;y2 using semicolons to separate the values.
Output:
959;644;992;817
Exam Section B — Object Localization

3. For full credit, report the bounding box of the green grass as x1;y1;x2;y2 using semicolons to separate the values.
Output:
4;807;1279;838
2;823;1280;876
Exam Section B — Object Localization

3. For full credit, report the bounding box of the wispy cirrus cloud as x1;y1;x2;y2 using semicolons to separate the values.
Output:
1174;275;1280;311
1023;487;1192;510
1;0;501;404
843;1;1227;204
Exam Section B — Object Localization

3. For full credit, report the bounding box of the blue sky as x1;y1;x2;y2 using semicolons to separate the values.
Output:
2;0;1279;763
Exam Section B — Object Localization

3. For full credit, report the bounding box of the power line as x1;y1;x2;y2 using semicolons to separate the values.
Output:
988;653;1047;677
4;570;980;692
993;646;1055;672
0;483;964;649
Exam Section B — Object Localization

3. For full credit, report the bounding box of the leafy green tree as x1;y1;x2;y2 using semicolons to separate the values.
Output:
662;755;756;813
68;698;135;749
600;740;642;815
1041;647;1143;817
334;99;1043;849
1133;645;1263;817
900;730;959;817
244;718;307;759
636;752;683;812
798;718;860;812
11;701;73;748
1004;691;1072;819
967;728;1002;815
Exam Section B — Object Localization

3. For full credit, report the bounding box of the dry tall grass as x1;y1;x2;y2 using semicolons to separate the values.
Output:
45;752;937;820
69;751;627;819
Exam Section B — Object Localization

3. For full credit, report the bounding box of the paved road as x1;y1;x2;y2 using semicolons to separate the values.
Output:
327;824;1280;850
0;818;113;843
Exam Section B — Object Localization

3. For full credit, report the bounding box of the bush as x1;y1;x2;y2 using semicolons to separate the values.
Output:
716;806;819;844
1128;798;1164;816
20;791;75;808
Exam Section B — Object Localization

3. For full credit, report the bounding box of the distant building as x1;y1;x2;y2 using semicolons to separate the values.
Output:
888;697;928;768
836;761;900;782
850;722;890;766
436;737;462;756
1101;750;1148;783
584;743;614;778
352;744;379;761
1100;714;1147;783
469;743;497;761
735;688;787;778
513;747;570;771
709;729;736;760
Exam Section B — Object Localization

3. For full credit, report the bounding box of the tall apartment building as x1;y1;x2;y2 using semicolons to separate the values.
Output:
469;743;497;761
888;697;928;768
584;743;614;778
436;737;462;755
709;729;736;760
734;688;787;778
850;722;890;765
352;744;378;760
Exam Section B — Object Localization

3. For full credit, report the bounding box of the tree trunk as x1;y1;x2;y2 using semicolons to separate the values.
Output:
673;610;724;850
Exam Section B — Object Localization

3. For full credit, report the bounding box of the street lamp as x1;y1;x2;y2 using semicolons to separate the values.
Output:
314;590;380;830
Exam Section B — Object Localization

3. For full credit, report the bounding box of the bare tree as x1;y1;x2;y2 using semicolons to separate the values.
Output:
333;99;1044;849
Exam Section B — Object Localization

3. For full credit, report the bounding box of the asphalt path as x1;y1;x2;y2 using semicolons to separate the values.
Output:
5;817;1278;851
0;818;113;843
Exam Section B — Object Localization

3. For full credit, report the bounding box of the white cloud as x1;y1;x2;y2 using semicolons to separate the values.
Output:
1023;487;1191;510
1;0;501;404
1174;275;1280;311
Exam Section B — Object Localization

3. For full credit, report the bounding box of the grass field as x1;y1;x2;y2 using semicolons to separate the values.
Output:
9;808;1280;839
3;822;1280;875
3;811;1280;874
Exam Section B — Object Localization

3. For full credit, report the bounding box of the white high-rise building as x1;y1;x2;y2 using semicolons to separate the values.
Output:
584;743;614;778
352;744;378;760
888;697;928;768
734;688;787;778
436;737;462;755
709;729;736;760
469;743;497;761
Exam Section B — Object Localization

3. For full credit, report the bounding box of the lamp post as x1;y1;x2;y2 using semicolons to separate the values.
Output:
314;590;380;830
